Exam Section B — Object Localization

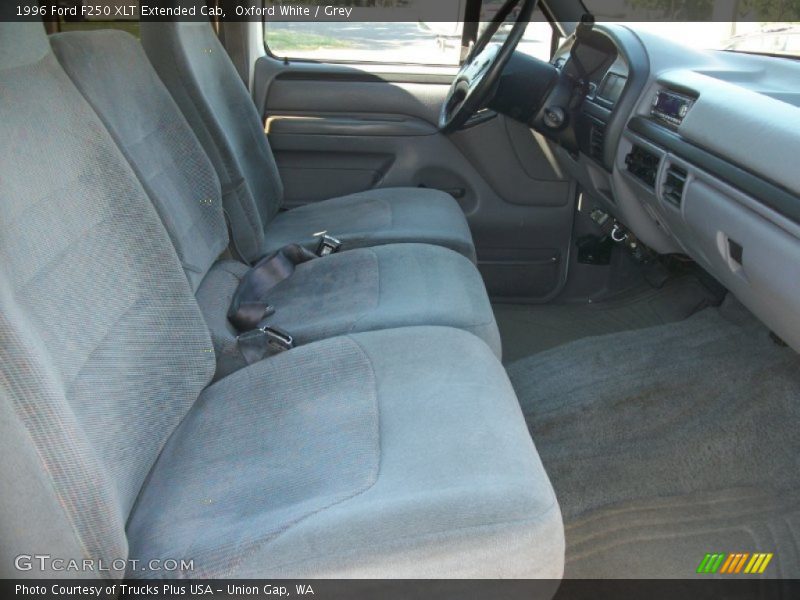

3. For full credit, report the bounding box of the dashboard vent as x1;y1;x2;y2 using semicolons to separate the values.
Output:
625;145;659;188
589;121;606;161
663;165;688;206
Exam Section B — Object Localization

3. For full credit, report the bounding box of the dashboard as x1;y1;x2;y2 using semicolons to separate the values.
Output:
544;24;800;353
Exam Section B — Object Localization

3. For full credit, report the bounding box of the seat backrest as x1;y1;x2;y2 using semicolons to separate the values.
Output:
0;22;215;575
141;18;284;262
50;30;229;291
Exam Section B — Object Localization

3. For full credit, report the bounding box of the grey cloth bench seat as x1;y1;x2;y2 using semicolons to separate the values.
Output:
126;327;563;578
0;22;564;580
50;30;500;379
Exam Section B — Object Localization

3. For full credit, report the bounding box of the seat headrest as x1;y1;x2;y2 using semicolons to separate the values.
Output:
0;21;50;70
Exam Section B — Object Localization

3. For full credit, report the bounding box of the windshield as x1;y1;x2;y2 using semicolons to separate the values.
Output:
581;0;800;58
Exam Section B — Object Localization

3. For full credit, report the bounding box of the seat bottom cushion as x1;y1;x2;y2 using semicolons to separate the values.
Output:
263;187;477;264
126;327;564;578
196;244;501;380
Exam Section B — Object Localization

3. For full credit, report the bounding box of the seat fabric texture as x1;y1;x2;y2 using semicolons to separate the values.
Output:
49;30;228;292
126;327;563;578
139;19;477;264
262;187;477;262
197;244;501;380
0;21;563;580
0;21;215;577
50;30;499;378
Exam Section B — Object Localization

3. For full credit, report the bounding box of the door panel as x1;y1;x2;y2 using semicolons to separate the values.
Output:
253;58;575;301
267;112;437;204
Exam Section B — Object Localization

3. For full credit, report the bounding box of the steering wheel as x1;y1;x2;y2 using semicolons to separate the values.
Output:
439;0;540;133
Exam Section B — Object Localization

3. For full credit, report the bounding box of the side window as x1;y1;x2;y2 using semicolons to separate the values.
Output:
263;1;555;66
479;0;555;62
519;14;556;61
263;1;466;66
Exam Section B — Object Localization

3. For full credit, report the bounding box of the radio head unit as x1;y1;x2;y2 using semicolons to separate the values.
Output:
651;90;695;127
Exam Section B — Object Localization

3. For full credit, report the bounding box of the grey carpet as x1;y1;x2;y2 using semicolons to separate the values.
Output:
494;276;719;364
507;298;800;578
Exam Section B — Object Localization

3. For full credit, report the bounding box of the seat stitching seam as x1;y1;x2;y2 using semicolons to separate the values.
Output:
169;37;263;245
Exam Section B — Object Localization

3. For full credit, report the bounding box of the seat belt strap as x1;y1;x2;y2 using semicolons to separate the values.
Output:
227;243;317;332
222;208;251;266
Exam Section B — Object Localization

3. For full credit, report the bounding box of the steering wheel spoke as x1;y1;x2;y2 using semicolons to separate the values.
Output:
438;0;539;133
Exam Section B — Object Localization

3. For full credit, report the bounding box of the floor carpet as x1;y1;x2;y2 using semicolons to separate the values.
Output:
506;299;800;578
494;276;720;364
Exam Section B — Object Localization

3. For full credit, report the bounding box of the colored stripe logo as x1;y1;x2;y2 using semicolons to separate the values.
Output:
697;553;773;574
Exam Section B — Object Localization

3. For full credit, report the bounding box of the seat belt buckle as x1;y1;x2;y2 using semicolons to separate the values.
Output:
262;325;294;353
237;325;294;363
313;231;342;257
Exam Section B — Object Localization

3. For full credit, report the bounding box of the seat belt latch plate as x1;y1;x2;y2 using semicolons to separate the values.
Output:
314;231;342;257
